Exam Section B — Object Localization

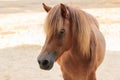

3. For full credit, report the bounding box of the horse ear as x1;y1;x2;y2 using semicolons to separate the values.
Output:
42;3;51;12
60;3;69;18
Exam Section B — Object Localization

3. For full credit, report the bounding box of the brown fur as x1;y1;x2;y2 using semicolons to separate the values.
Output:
38;3;106;80
44;5;92;56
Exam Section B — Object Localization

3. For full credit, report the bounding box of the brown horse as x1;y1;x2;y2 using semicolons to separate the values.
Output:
37;3;106;80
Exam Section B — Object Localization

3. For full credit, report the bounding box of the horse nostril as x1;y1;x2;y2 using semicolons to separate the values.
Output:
42;60;49;66
38;59;49;66
38;58;54;70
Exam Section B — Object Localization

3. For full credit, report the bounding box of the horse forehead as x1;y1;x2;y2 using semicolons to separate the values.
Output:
64;19;70;25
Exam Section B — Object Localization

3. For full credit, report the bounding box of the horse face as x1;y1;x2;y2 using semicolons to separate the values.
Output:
37;3;71;70
37;19;71;70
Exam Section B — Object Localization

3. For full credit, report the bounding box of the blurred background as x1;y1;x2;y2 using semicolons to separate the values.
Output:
0;0;120;80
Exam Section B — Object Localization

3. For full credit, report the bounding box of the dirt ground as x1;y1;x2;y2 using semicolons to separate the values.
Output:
0;0;120;80
0;45;120;80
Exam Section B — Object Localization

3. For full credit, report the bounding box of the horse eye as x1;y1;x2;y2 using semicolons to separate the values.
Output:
57;29;65;39
60;29;65;34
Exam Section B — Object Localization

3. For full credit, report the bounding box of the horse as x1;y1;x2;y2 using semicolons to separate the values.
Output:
37;3;106;80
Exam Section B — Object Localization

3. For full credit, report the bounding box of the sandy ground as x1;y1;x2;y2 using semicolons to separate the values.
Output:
0;0;120;80
0;45;120;80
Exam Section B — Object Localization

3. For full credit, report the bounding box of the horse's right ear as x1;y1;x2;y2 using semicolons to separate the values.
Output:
42;3;51;12
60;3;69;19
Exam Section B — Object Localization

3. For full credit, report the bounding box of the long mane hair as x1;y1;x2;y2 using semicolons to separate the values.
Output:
44;4;99;56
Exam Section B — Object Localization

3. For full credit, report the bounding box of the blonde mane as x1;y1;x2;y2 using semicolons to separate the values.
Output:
67;7;91;56
44;5;64;36
44;4;98;56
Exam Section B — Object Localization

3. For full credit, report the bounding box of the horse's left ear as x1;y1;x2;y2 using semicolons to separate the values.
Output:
42;3;51;12
60;3;69;18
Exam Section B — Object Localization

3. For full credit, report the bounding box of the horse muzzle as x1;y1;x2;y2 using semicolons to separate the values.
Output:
37;52;56;70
